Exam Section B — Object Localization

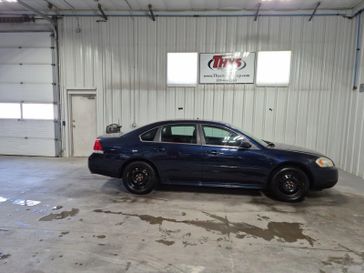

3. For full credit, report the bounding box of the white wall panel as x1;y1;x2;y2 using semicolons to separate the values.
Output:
0;65;53;83
0;120;56;138
0;84;54;102
0;137;56;157
0;48;52;64
342;13;364;178
0;32;52;47
59;16;362;179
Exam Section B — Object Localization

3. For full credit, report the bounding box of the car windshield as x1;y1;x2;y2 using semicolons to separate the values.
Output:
229;124;272;147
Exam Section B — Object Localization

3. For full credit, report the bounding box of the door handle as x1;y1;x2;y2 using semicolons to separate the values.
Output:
154;147;166;152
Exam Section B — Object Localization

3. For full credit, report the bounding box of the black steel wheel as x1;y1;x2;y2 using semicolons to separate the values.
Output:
122;161;157;194
269;166;309;202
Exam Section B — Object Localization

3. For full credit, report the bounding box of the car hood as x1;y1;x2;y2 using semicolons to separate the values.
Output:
269;143;323;157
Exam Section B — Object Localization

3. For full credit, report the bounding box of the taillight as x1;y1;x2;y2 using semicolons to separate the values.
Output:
93;139;104;154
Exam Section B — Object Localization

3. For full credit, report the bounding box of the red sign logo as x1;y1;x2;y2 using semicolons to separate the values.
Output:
208;55;246;71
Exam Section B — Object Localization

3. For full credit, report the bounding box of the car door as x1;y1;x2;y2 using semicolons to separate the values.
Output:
151;123;203;184
200;124;268;187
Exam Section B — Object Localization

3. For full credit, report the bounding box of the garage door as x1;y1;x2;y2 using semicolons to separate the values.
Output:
0;32;60;156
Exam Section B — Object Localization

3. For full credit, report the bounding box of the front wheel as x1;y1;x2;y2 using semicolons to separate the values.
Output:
122;161;157;194
269;167;309;202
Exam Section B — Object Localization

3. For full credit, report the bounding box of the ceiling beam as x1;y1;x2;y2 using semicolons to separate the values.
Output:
17;0;55;25
308;2;321;21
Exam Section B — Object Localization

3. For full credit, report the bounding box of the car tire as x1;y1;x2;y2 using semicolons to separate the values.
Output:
122;161;157;194
269;166;309;202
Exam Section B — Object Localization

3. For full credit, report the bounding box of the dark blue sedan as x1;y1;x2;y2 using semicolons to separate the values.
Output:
88;120;338;202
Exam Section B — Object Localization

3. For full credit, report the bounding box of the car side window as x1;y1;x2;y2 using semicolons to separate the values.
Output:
202;125;244;147
140;127;158;142
161;124;197;144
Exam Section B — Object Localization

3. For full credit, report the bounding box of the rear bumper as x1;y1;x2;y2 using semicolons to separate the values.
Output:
88;153;123;178
311;167;338;190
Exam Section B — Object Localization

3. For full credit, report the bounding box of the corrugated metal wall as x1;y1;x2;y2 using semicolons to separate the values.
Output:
59;15;364;179
343;12;364;178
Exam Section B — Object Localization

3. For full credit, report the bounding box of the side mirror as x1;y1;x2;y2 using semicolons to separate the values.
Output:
239;141;252;149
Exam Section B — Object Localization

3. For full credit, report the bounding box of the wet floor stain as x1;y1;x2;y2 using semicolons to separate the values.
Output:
322;254;354;266
39;208;79;221
159;226;181;236
257;215;270;221
125;261;131;271
94;235;106;239
111;196;168;204
320;245;364;272
59;231;70;237
156;239;175;246
93;209;315;246
183;241;198;247
0;253;11;260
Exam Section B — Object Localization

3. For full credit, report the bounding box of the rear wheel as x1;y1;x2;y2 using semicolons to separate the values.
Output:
122;161;157;194
269;166;309;202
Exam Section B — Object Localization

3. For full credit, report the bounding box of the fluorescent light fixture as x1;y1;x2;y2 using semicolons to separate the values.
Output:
22;103;55;120
256;51;292;86
0;0;18;3
167;52;198;86
0;103;21;119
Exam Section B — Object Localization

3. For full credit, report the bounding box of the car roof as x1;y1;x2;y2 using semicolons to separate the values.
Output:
144;119;232;127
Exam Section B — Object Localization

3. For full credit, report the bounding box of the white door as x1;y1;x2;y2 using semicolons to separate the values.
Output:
71;94;97;157
0;32;60;156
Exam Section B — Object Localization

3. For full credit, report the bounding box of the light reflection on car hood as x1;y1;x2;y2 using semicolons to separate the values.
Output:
270;143;323;157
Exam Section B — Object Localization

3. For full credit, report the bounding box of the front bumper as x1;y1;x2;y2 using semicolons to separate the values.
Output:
88;153;123;178
311;167;338;190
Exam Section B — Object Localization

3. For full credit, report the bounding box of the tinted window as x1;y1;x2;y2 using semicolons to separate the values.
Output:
161;124;197;144
140;127;158;141
203;125;244;146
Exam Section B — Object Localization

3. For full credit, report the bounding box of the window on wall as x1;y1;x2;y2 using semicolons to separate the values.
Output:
22;103;55;120
256;51;292;86
0;102;55;120
167;53;198;86
0;103;21;119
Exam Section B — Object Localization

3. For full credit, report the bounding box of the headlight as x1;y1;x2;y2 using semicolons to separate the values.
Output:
315;157;334;168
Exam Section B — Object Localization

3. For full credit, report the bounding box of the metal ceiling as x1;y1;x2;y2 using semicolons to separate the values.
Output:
0;0;363;13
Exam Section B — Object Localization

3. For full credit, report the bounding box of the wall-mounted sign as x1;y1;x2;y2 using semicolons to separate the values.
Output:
199;52;255;84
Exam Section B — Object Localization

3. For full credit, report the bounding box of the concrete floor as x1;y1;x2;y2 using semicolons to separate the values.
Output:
0;156;364;273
